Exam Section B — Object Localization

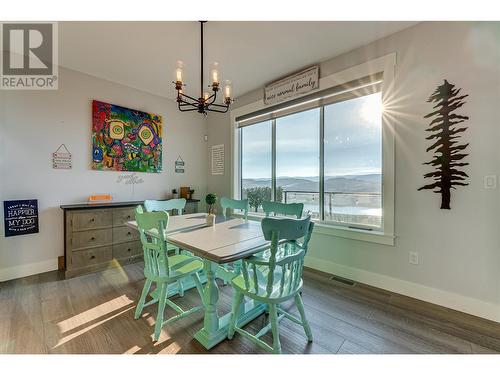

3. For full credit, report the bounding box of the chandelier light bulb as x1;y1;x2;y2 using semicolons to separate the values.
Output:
175;60;184;83
224;80;232;100
211;62;219;85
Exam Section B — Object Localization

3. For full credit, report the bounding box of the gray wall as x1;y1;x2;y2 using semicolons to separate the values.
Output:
0;67;208;281
206;22;500;320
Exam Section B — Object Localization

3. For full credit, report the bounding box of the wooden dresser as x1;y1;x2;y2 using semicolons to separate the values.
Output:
60;201;143;278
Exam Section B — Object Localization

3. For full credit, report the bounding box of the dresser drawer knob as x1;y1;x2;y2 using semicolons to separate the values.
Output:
91;237;95;240
127;215;131;219
127;231;131;235
90;218;95;222
127;248;131;252
90;255;96;259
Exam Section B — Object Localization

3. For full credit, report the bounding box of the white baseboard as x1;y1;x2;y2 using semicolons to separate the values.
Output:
0;258;58;282
305;255;500;323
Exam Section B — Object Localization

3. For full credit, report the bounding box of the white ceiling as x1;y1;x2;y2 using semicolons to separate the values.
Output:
59;21;417;100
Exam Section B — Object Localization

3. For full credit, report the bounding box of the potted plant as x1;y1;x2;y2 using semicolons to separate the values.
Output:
172;189;179;199
205;193;217;226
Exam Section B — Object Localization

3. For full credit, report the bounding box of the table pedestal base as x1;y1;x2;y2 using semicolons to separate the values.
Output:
194;299;266;349
193;260;266;350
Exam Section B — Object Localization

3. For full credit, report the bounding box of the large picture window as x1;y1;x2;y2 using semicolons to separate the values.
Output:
239;83;384;230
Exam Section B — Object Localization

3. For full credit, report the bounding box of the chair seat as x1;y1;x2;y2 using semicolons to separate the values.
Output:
231;266;302;302
169;254;204;277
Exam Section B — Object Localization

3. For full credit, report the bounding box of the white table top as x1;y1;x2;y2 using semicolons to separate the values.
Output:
127;213;270;264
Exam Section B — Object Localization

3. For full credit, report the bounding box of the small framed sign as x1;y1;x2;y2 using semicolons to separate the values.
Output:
4;199;39;237
53;144;72;169
175;156;185;173
264;65;319;105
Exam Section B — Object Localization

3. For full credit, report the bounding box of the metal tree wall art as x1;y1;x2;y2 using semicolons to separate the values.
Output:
418;80;470;209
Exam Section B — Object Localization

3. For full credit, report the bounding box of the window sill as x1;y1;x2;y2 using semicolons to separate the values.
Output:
313;222;395;246
236;213;395;246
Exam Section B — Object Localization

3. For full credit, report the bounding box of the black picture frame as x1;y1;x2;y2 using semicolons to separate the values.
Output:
3;199;39;237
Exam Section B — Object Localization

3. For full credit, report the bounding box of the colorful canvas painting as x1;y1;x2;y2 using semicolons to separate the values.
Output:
92;100;162;173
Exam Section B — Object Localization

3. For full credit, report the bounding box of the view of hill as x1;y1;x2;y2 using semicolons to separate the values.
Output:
242;174;381;193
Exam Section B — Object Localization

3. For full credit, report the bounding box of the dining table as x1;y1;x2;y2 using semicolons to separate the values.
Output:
127;213;271;349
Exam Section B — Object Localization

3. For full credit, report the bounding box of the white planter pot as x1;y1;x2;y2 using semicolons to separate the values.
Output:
206;213;215;227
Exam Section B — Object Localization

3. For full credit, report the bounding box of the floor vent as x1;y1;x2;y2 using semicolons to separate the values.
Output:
329;275;356;286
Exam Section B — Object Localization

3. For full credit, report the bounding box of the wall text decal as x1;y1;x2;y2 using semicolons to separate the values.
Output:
264;66;319;105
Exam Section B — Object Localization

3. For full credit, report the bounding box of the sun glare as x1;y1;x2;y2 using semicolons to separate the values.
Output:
360;93;383;127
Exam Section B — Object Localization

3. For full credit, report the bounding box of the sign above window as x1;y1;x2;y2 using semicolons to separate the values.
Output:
264;65;319;106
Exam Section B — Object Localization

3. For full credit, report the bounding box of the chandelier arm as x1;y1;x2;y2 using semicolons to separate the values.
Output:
209;103;230;108
206;91;217;106
179;102;199;110
206;105;229;114
178;98;198;107
179;104;199;110
178;103;198;112
178;92;200;103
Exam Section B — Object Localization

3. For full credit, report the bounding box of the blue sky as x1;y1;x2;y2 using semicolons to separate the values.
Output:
241;92;382;179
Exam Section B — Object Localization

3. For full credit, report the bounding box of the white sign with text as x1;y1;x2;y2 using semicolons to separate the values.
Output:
211;144;224;175
264;66;319;105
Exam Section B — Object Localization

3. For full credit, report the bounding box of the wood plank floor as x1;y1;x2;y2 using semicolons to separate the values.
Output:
1;262;499;354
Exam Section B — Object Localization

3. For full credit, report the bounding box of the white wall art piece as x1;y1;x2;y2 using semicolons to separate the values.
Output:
211;144;224;175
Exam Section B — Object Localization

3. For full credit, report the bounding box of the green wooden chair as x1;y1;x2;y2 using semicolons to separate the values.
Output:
218;197;249;283
220;197;249;220
262;201;304;219
144;198;187;256
228;216;314;354
134;205;204;341
262;201;305;257
144;198;186;216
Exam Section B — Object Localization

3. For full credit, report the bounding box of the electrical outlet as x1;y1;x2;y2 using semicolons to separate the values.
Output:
409;251;419;265
484;175;497;189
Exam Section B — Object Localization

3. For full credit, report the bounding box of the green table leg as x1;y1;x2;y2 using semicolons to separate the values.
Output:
194;260;267;350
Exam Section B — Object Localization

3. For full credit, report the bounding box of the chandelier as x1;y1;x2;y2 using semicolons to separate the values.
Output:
173;21;233;115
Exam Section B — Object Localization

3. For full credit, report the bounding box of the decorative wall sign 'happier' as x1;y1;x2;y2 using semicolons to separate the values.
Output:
4;199;39;237
418;80;470;209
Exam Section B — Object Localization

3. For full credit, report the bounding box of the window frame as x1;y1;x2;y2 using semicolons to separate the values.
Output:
231;54;396;246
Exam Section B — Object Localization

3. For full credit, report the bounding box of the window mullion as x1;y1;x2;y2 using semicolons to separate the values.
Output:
239;128;243;200
319;106;325;221
272;119;277;201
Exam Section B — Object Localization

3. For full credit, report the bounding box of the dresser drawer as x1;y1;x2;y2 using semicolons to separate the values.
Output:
113;226;139;243
71;246;112;269
113;241;142;259
113;207;136;226
72;228;112;250
72;209;112;231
